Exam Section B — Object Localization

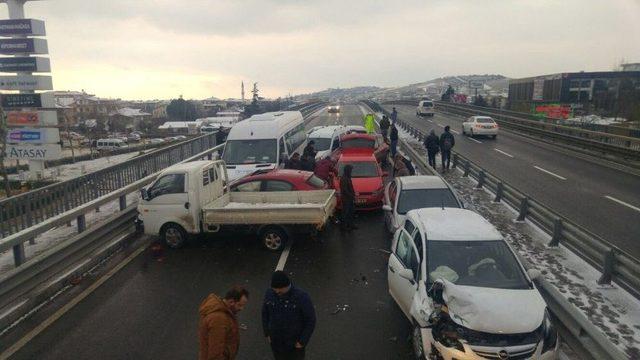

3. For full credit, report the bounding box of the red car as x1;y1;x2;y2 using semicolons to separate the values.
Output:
332;150;387;211
230;169;328;192
332;133;390;164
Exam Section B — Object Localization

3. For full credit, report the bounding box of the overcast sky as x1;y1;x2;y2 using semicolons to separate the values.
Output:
2;0;639;100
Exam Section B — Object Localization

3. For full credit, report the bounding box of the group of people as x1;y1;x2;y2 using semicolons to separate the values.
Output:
423;125;456;172
199;271;316;360
285;141;318;172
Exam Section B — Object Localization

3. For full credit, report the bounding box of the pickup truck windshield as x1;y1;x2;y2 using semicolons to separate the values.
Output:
223;139;277;165
427;240;530;289
338;161;378;178
397;189;459;214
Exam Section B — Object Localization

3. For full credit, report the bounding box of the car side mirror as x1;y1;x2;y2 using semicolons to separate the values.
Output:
382;204;392;212
140;188;149;201
398;268;414;282
527;269;542;281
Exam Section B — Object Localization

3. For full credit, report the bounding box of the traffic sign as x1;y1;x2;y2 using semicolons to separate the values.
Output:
7;110;58;126
4;143;62;160
0;19;45;36
7;127;60;144
1;93;55;108
0;38;48;54
0;74;52;90
0;56;50;72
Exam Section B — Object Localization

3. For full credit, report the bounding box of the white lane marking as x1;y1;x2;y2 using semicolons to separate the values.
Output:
275;241;293;271
1;243;148;359
494;148;514;158
436;123;445;128
468;137;483;144
427;119;434;123
450;129;460;135
604;196;640;213
533;166;567;180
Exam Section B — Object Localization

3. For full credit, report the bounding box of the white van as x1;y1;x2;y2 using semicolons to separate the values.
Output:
306;125;349;160
222;111;306;181
416;100;435;117
96;138;128;151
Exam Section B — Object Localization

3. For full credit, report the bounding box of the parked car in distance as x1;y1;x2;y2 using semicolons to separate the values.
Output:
334;132;389;164
383;176;463;234
96;138;129;151
462;116;499;139
230;169;328;192
388;208;558;360
127;133;141;142
149;138;165;144
175;135;187;140
416;100;435;116
332;150;387;210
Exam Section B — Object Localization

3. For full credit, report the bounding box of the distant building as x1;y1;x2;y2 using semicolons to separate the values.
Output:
50;90;121;125
108;107;151;131
508;71;640;119
622;63;640;72
158;120;203;135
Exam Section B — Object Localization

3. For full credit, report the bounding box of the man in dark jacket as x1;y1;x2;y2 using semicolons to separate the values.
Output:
199;286;249;360
391;107;398;124
379;115;390;140
313;156;334;182
302;141;316;160
389;124;399;158
263;271;316;360
423;129;440;169
339;164;357;230
439;126;455;172
286;153;302;170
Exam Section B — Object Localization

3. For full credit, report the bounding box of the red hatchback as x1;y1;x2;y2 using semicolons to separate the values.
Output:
332;150;387;211
332;133;390;164
230;169;327;192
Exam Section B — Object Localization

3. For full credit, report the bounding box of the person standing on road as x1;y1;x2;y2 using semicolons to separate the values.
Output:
391;107;398;124
393;154;410;177
199;286;249;360
379;115;390;140
389;123;399;158
363;113;376;134
286;152;302;170
302;140;316;161
262;271;316;360
423;129;440;169
339;164;357;230
439;126;455;172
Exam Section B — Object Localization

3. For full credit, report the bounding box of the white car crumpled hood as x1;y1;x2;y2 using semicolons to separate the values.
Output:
440;280;546;334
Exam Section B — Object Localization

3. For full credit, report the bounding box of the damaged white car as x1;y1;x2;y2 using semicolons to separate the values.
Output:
387;208;558;359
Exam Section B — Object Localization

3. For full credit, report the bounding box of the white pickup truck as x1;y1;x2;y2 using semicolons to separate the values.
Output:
137;160;337;250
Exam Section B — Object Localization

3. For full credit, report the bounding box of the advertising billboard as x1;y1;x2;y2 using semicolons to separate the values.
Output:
7;110;58;126
0;19;45;36
1;92;55;108
0;75;52;90
4;143;62;160
0;56;50;72
7;128;60;144
0;38;48;54
532;103;572;119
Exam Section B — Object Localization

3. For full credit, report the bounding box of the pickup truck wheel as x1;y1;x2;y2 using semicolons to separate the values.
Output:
162;223;187;249
260;227;287;251
412;324;426;359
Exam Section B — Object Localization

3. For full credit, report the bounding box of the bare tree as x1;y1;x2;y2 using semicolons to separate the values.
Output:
63;113;76;163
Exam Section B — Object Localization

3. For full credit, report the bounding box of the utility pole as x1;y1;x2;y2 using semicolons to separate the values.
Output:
241;81;245;104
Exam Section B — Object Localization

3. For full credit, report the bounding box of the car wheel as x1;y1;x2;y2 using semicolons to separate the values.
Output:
462;126;466;135
412;324;426;359
260;226;287;251
162;223;188;249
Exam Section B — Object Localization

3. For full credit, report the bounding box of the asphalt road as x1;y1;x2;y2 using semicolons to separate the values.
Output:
8;104;414;359
385;104;640;259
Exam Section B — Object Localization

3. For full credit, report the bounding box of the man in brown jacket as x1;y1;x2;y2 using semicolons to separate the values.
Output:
199;286;250;360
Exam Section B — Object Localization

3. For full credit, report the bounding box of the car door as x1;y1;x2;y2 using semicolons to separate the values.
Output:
139;173;189;234
388;223;420;318
384;181;397;232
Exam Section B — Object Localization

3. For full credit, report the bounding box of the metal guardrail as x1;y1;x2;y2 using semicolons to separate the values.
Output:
363;99;631;360
384;99;640;160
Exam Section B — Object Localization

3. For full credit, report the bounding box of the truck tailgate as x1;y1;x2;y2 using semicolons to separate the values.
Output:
202;190;337;227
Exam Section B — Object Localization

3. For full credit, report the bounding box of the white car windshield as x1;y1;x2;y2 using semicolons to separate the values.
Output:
222;139;277;165
427;240;530;289
397;189;460;214
308;137;332;151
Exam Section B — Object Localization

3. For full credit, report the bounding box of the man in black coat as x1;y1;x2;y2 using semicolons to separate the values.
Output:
439;126;455;172
389;124;399;158
423;129;440;169
379;115;391;140
262;271;316;360
339;164;357;230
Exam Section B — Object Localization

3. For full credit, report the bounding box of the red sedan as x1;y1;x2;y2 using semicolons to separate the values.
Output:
230;169;328;192
332;133;390;164
332;150;387;211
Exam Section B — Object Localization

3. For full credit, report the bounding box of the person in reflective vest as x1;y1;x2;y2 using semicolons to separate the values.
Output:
363;113;376;134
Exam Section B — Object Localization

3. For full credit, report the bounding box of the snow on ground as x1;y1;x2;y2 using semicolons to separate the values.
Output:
0;193;139;276
8;152;142;182
398;129;640;358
